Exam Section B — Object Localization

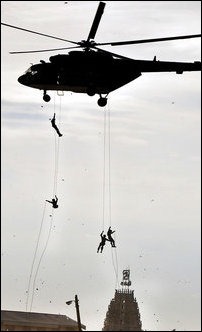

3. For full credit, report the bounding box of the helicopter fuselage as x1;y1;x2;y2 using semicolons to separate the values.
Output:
18;50;201;102
18;50;142;95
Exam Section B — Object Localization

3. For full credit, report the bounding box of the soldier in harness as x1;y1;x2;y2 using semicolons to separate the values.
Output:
97;231;109;253
107;227;116;247
50;113;62;137
46;195;59;208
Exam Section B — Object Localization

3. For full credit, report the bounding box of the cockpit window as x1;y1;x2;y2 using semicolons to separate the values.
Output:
25;67;38;75
25;67;32;74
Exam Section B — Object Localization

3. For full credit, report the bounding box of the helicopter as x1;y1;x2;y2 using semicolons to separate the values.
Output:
2;2;201;107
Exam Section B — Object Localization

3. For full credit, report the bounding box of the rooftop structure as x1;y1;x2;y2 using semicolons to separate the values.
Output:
1;310;86;331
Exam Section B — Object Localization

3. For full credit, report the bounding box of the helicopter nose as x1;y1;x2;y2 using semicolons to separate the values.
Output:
18;74;28;86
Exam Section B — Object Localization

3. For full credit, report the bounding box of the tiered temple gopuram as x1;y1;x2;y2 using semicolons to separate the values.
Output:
102;269;143;331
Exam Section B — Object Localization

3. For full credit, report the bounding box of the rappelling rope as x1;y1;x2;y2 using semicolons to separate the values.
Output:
101;100;119;287
107;101;119;287
102;106;107;231
29;208;54;312
53;94;62;196
108;102;112;228
25;201;47;312
26;94;62;312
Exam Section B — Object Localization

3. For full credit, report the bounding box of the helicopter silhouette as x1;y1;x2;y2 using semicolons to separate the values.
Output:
2;2;201;107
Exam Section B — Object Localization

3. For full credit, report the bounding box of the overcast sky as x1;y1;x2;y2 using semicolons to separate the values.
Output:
1;1;201;331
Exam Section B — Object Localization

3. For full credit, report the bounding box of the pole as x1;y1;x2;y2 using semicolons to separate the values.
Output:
75;295;82;331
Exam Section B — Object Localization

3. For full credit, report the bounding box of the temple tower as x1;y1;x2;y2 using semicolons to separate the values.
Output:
102;269;143;331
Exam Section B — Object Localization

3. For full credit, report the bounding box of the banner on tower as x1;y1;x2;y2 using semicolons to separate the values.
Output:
120;269;131;286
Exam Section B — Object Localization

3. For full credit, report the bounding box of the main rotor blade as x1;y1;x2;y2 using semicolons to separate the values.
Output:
87;1;105;42
9;46;81;54
1;22;79;45
96;34;201;46
93;46;134;60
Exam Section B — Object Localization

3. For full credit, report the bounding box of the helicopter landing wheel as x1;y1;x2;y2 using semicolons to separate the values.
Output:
43;93;51;102
86;87;96;96
97;97;107;107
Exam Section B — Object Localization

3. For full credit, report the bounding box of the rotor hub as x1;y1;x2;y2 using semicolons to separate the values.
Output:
79;40;96;49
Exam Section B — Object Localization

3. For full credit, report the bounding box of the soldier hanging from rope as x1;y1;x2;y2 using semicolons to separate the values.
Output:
107;226;116;247
50;113;63;137
97;231;109;253
46;195;59;208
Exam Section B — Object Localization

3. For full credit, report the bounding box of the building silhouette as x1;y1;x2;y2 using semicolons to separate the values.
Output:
102;269;143;331
1;310;86;331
